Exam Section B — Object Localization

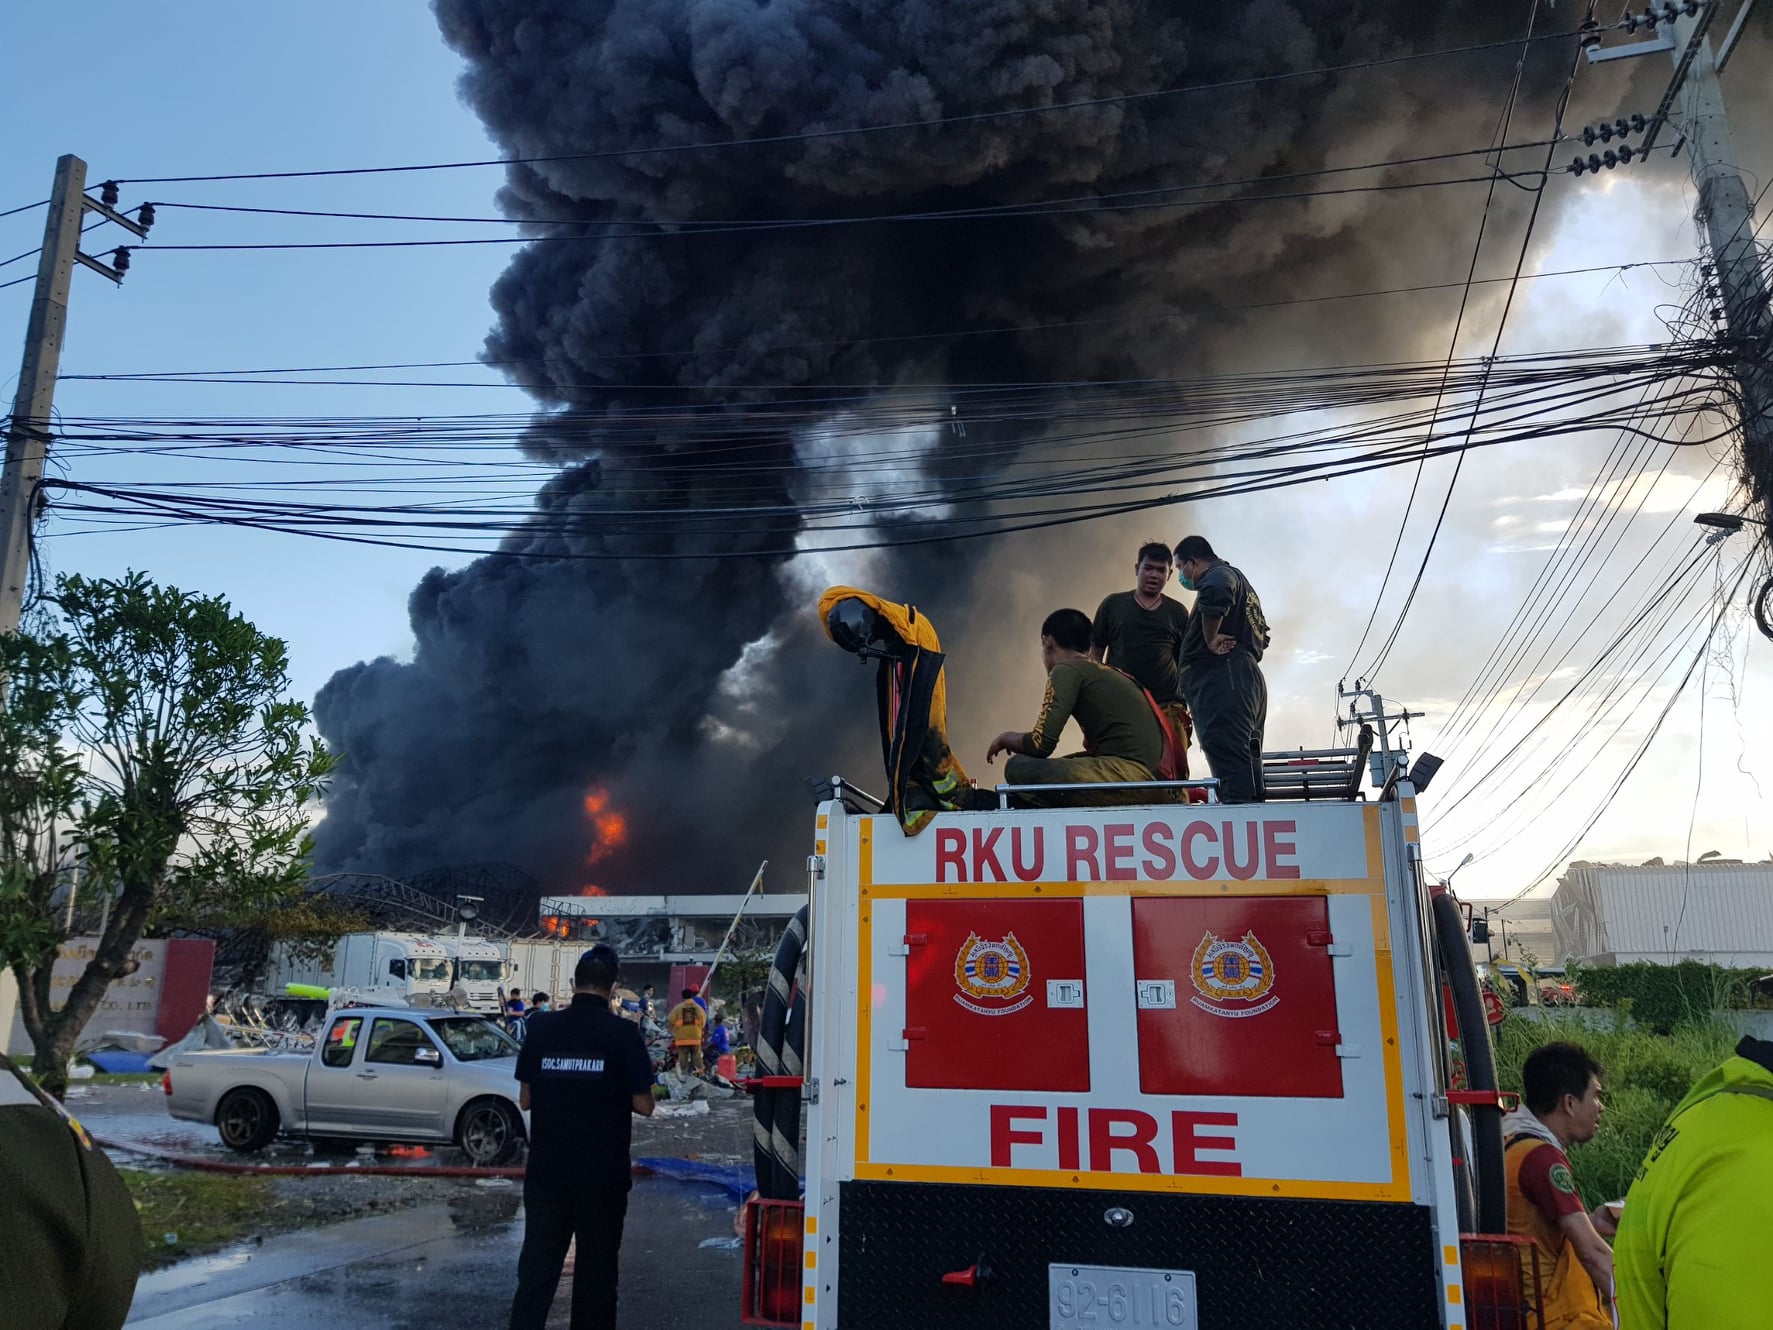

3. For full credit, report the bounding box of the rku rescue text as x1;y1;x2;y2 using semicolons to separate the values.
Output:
934;819;1301;883
991;1105;1241;1176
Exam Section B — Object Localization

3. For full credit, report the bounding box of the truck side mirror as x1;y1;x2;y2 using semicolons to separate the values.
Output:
414;1046;442;1066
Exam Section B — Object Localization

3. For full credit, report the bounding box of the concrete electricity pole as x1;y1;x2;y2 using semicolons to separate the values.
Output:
1587;4;1773;518
0;154;150;637
1667;6;1773;530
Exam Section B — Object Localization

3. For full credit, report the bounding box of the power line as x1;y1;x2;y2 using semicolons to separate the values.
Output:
42;345;1726;558
1481;549;1756;911
143;138;1563;230
111;28;1616;187
1342;8;1546;680
1420;180;1762;763
57;261;1700;389
1359;1;1589;683
123;171;1555;256
0;200;48;221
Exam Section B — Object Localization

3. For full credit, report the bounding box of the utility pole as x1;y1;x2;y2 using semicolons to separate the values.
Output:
1668;5;1773;531
0;155;150;637
1585;3;1773;526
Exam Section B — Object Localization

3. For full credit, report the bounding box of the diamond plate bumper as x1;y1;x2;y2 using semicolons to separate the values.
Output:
836;1180;1443;1329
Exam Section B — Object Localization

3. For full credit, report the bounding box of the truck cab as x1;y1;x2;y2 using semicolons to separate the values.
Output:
439;936;509;1013
744;722;1524;1329
264;932;455;1011
361;934;454;1003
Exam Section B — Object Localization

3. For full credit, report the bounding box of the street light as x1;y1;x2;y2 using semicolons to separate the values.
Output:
1695;511;1769;532
1445;852;1476;885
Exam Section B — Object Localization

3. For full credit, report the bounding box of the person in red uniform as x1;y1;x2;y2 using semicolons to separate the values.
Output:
1503;1041;1617;1329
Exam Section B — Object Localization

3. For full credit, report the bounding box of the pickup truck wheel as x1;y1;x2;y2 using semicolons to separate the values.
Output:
216;1088;279;1152
458;1097;521;1166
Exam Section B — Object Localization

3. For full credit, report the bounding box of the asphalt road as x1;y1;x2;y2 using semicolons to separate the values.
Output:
79;1081;759;1328
125;1181;750;1329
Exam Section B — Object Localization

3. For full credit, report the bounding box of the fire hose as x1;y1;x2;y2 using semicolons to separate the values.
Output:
752;905;808;1200
1432;889;1507;1234
90;1137;743;1190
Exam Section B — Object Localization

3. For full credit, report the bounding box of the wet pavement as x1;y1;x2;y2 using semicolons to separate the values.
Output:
126;1179;748;1329
77;1076;755;1172
85;1081;760;1327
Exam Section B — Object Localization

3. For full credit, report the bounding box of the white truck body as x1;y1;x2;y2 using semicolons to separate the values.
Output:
264;933;454;1006
754;780;1499;1330
505;939;597;1004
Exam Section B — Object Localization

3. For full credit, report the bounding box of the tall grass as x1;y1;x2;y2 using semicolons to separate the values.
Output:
1490;1014;1738;1203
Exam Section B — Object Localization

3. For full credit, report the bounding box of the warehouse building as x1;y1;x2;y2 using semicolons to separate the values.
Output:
1548;858;1773;968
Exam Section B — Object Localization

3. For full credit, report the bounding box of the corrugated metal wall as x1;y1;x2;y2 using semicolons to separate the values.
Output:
1551;863;1773;965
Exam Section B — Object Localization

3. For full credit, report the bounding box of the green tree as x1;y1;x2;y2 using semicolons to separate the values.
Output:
0;573;333;1097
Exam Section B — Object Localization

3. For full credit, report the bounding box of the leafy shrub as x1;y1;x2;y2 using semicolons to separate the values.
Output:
1491;1015;1737;1203
1569;961;1761;1032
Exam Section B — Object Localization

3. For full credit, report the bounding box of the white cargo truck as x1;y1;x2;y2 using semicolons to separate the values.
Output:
264;933;455;1008
504;939;593;1004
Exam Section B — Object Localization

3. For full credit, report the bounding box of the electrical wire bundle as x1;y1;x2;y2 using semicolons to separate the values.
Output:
40;340;1732;559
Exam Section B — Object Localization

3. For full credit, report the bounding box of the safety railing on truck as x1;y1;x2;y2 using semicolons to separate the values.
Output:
810;725;1377;820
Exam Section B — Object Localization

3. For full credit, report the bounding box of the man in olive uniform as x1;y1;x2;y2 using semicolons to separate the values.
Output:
1091;540;1193;759
1174;535;1270;803
987;608;1169;807
0;1052;142;1330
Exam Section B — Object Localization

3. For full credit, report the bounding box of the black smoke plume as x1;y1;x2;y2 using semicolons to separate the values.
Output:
313;0;1592;889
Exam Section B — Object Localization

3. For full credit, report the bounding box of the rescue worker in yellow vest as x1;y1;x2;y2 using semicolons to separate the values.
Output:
1613;1034;1773;1329
1503;1041;1618;1329
667;990;707;1075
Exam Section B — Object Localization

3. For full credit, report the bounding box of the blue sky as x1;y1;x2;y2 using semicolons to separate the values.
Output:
3;3;1769;901
1;3;512;700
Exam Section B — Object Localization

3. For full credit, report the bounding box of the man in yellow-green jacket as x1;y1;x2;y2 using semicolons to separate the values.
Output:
1614;1034;1773;1329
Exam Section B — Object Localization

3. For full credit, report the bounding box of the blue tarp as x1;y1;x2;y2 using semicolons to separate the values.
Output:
632;1156;758;1203
87;1050;156;1074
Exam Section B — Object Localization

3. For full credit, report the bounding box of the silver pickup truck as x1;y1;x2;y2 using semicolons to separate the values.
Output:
165;1006;527;1165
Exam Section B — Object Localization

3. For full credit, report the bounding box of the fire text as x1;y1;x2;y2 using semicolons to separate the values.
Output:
934;820;1301;884
988;1105;1241;1176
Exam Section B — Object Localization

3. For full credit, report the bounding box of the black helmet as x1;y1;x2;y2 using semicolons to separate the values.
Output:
826;597;891;656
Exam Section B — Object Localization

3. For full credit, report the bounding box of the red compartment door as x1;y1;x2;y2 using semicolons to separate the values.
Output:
903;899;1089;1091
1132;896;1344;1098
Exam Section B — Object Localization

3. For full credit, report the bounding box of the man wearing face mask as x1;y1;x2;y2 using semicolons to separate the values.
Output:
1173;535;1270;803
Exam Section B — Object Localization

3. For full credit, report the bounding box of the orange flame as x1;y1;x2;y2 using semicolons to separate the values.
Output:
583;787;628;865
578;883;609;898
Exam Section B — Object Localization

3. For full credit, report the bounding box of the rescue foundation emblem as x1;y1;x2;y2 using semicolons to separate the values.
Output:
953;932;1033;1015
1189;930;1278;1018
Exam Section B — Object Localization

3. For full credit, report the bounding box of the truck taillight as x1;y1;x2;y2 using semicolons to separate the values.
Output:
161;1071;172;1096
741;1198;805;1327
1460;1234;1543;1330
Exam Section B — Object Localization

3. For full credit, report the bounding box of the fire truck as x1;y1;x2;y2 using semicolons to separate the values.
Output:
742;699;1529;1329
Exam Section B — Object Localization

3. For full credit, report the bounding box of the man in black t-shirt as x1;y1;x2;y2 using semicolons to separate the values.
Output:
1175;534;1271;803
1090;539;1194;758
509;944;656;1330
